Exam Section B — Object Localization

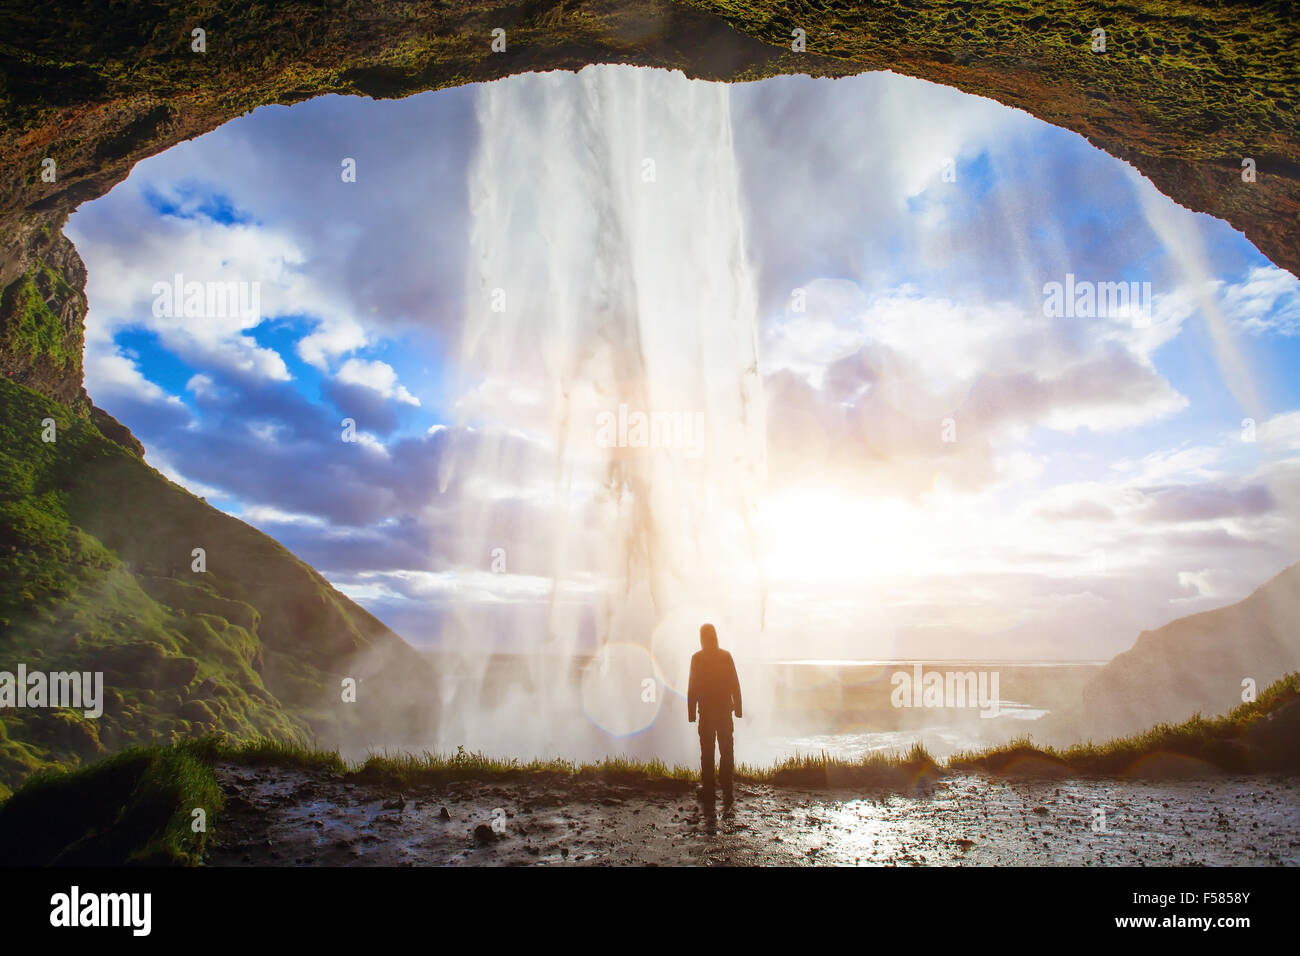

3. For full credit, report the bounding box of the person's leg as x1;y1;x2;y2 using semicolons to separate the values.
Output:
718;716;735;802
698;720;716;799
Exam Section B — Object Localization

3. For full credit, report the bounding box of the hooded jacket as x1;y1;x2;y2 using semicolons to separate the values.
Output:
688;637;742;721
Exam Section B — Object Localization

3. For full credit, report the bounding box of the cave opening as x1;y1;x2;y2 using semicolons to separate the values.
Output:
47;64;1300;768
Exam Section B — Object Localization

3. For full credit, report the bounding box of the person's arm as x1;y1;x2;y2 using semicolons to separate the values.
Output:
687;655;698;722
729;654;742;718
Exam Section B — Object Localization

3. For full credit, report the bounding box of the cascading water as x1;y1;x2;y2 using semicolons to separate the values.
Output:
434;65;770;765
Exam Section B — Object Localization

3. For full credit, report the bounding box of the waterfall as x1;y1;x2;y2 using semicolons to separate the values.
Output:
434;65;768;764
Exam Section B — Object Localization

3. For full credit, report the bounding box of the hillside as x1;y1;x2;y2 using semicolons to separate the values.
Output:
1067;562;1300;741
0;375;438;798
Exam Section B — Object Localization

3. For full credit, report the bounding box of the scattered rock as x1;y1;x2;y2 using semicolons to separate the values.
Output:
439;806;451;821
191;676;220;699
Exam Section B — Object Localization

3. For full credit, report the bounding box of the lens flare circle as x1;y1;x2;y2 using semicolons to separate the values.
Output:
581;642;662;737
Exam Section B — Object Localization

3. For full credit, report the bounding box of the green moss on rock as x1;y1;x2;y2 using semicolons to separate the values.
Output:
0;375;437;793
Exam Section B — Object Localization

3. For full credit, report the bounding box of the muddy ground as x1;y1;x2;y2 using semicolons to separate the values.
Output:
205;764;1300;866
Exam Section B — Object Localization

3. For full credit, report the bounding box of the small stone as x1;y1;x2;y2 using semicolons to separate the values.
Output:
439;806;451;821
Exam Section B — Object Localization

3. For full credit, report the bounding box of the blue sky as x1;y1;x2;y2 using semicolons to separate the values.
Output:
65;67;1300;662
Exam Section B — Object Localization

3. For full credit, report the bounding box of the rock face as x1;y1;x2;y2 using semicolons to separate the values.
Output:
1077;563;1300;739
88;404;145;458
0;220;86;406
0;0;1297;414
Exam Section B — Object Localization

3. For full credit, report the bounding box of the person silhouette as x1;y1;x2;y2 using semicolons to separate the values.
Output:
687;623;742;804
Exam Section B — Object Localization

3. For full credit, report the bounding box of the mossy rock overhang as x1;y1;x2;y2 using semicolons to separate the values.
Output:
0;0;1297;410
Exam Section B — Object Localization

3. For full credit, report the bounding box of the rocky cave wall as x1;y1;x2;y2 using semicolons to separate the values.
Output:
1;0;1296;422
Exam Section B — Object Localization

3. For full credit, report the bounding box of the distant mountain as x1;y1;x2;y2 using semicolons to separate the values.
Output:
1067;563;1300;741
0;376;438;797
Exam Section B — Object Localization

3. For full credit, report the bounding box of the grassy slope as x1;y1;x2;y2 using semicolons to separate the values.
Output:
1051;562;1300;742
3;673;1295;866
0;375;436;798
0;745;222;865
953;670;1300;776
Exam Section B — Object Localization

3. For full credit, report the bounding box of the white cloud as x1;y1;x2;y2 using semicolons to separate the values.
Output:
335;357;420;405
1259;410;1300;452
239;504;329;527
185;373;217;399
354;431;390;457
298;318;368;369
69;216;299;383
1220;266;1300;336
83;349;185;407
1111;444;1225;484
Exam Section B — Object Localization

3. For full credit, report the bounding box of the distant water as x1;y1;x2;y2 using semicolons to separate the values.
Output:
776;658;1108;668
749;710;1045;765
740;658;1103;763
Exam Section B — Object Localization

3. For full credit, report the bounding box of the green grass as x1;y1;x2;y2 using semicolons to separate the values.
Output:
184;735;347;773
351;746;700;789
183;737;936;791
0;743;222;865
0;264;80;370
754;742;941;788
951;671;1300;775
